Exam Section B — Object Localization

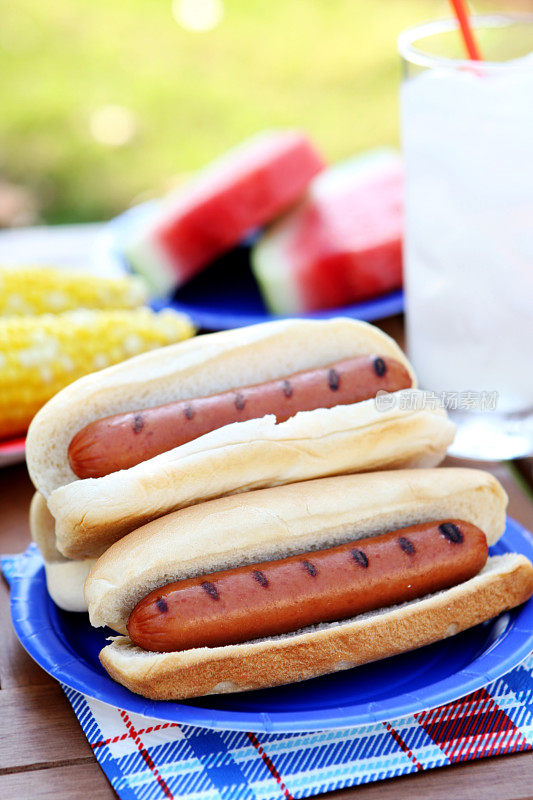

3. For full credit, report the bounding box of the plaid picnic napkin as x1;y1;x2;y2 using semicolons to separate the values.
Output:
3;550;533;800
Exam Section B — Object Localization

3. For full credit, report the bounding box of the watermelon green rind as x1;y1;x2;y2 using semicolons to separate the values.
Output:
124;130;325;295
251;149;403;315
251;205;306;315
124;230;180;296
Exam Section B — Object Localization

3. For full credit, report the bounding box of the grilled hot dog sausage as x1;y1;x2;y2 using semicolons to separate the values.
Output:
68;354;411;479
127;520;487;652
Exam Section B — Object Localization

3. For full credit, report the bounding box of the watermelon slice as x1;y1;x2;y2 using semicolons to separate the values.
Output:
125;130;325;295
251;150;403;314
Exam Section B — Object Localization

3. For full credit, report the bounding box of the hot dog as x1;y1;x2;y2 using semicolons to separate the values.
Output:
68;354;412;478
127;520;488;652
85;469;533;700
26;319;455;560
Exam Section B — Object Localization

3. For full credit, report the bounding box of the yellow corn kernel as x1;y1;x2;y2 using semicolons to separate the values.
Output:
0;308;194;438
0;266;148;316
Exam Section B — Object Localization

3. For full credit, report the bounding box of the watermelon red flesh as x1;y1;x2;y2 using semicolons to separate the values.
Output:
251;153;403;314
131;130;325;291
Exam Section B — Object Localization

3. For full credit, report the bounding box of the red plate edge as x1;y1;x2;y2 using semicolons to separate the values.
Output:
0;435;26;466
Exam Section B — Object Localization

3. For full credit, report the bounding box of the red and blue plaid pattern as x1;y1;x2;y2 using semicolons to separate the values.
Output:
61;653;533;800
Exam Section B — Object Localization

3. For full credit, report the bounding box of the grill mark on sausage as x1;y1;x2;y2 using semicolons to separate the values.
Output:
302;559;318;577
328;369;340;391
253;569;269;588
156;597;168;613
68;353;416;481
201;581;219;600
351;549;369;568
439;522;464;544
127;519;489;653
373;357;387;377
398;536;415;555
132;414;144;434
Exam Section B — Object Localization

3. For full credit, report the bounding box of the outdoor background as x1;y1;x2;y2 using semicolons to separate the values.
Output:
0;0;524;225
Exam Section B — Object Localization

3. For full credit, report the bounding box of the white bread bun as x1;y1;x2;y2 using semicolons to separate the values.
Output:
26;317;416;498
30;492;61;563
86;468;507;634
99;553;533;700
86;468;533;700
30;493;94;612
50;392;454;559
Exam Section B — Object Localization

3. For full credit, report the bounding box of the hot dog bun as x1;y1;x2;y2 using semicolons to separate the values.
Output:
30;493;94;612
85;468;508;632
27;318;416;498
50;392;454;559
85;469;533;699
99;553;533;700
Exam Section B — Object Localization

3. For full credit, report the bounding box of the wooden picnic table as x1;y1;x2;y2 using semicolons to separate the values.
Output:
1;316;532;800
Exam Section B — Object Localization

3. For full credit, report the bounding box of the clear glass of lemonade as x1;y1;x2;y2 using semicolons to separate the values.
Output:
398;14;533;459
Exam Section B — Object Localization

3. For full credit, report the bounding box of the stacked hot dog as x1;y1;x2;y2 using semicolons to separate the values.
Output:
26;318;533;699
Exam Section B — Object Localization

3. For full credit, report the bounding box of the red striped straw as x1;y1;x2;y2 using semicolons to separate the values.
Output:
448;0;483;60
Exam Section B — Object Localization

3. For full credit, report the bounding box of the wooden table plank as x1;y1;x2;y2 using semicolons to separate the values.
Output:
0;462;34;552
0;762;116;799
0;685;93;771
515;459;533;500
2;748;532;800
0;463;55;691
0;578;55;691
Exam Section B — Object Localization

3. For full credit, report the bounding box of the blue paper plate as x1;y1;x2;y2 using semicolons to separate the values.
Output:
93;202;404;330
9;517;533;732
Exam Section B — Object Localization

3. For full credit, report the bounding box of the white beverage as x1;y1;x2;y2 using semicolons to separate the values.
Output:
402;54;533;414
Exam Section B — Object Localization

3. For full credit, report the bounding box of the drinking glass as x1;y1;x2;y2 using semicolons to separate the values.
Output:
398;14;533;459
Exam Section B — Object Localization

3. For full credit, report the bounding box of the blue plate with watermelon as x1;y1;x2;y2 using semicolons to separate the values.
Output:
93;142;405;331
7;517;533;732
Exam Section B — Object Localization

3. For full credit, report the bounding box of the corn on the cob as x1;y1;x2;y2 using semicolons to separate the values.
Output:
0;266;148;316
0;308;194;438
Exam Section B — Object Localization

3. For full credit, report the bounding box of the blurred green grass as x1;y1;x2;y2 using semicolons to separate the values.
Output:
0;0;494;223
